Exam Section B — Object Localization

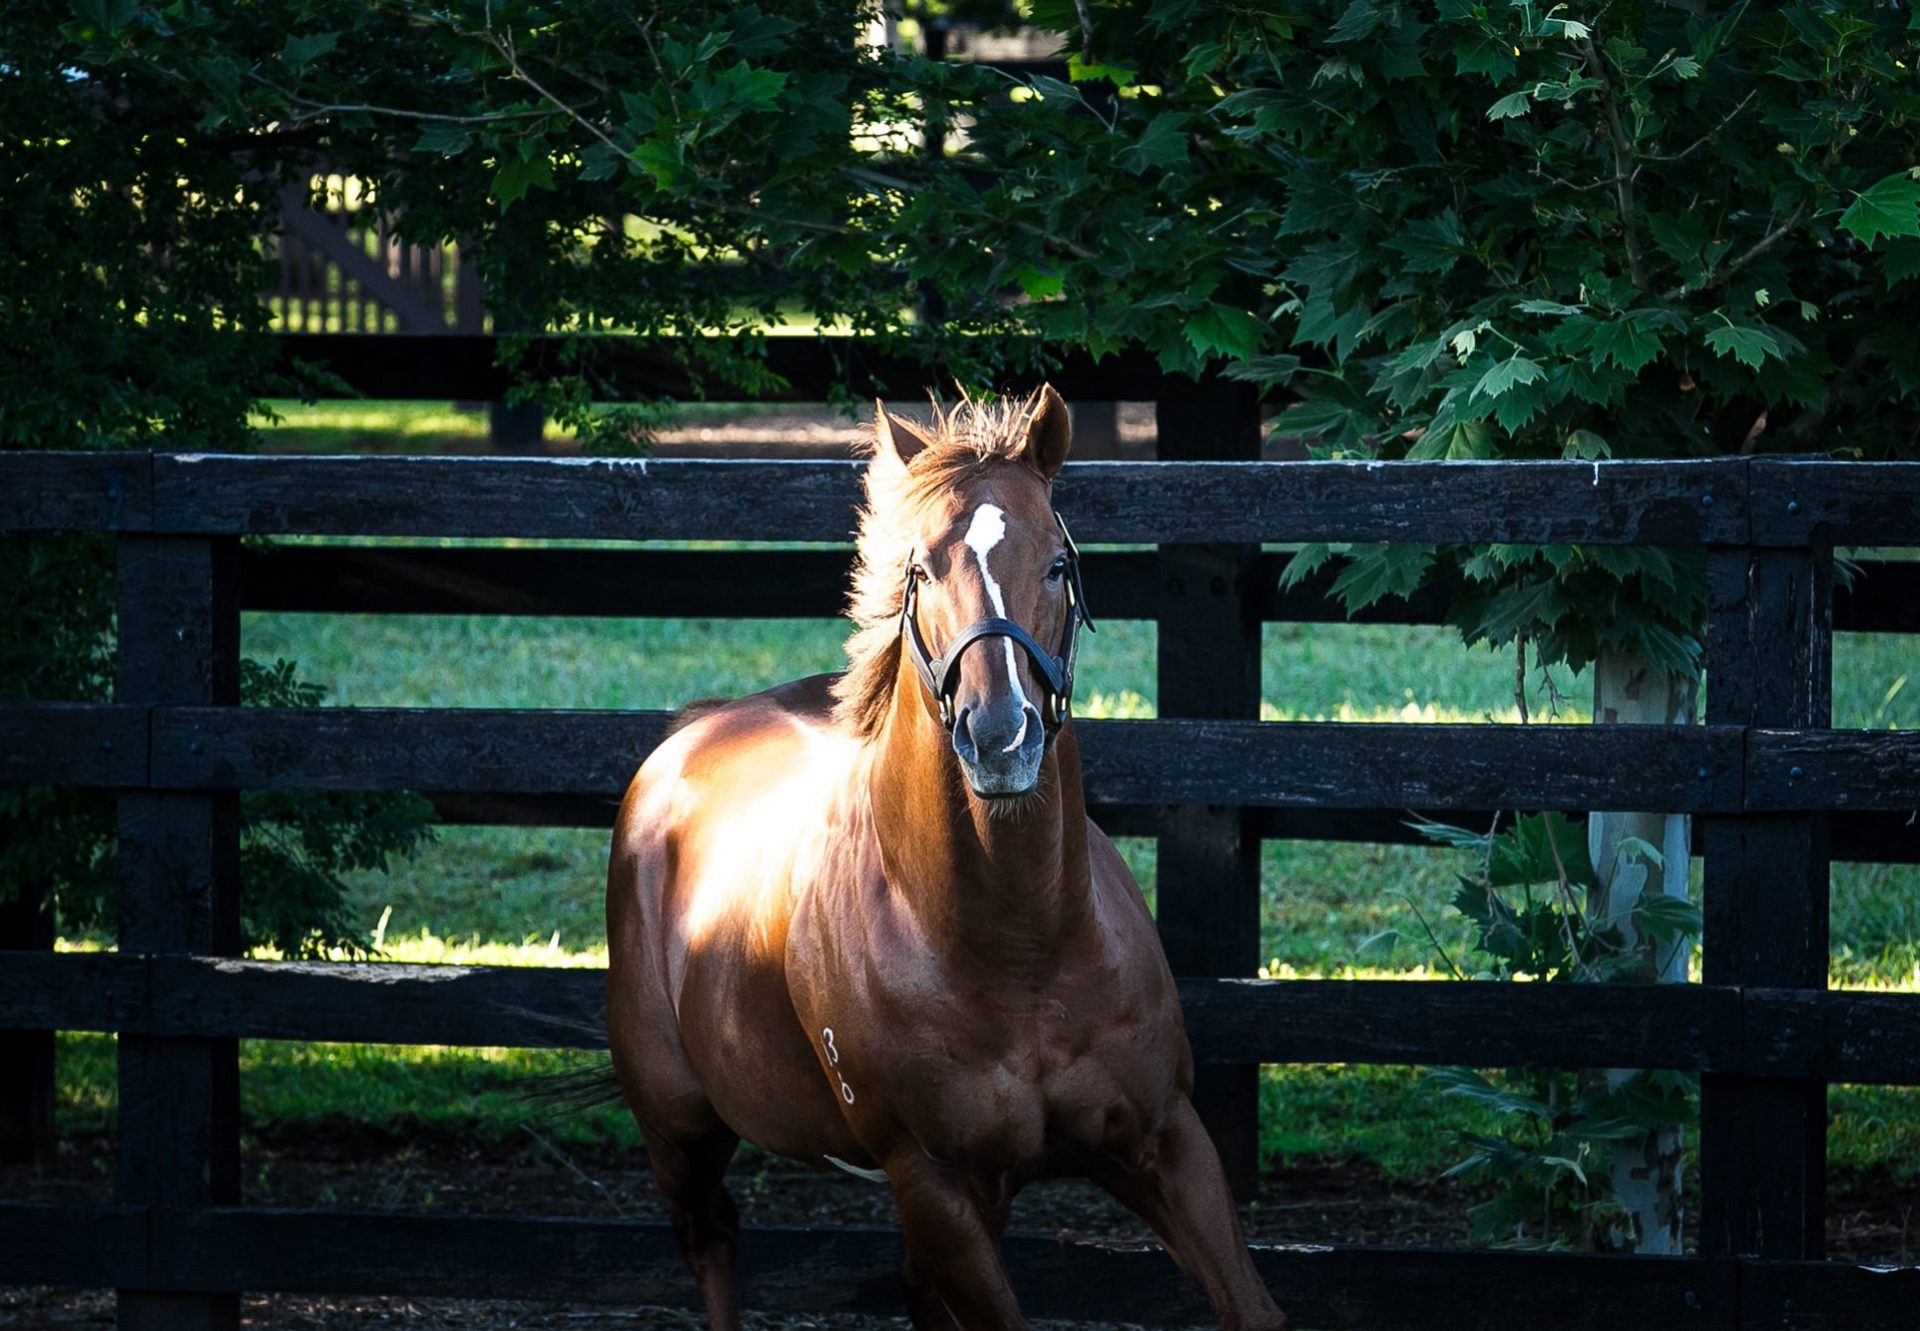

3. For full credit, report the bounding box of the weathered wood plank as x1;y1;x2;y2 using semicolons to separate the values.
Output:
0;703;149;787
0;452;151;532
142;1206;1745;1330
145;957;606;1050
0;950;147;1033
1740;1256;1920;1330
145;707;1743;812
17;1198;1920;1330
153;455;1746;544
1743;988;1920;1086
113;534;244;1331
1745;730;1920;812
151;706;673;796
153;454;869;542
0;1201;147;1286
1700;547;1833;1263
10;954;1918;1086
1751;458;1920;547
1179;979;1740;1072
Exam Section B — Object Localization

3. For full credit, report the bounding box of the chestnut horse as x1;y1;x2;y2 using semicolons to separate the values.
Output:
606;387;1287;1329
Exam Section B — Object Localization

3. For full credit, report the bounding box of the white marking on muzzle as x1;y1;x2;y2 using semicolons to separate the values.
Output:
962;503;1033;752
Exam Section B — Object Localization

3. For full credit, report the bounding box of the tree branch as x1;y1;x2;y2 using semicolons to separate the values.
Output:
1581;35;1650;292
247;74;554;127
1659;197;1809;301
1639;89;1756;163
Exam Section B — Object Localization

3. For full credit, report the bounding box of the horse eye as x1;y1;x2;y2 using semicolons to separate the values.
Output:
1046;556;1068;582
912;564;931;583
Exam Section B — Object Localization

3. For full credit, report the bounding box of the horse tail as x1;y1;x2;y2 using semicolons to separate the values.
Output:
525;1061;624;1110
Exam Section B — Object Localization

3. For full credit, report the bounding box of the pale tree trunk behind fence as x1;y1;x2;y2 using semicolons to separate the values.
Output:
1589;648;1697;1254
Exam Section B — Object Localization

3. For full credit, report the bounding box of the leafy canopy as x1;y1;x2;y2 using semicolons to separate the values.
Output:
22;0;1920;686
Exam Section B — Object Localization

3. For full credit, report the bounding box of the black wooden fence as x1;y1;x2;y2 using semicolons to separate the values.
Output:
3;346;1920;1329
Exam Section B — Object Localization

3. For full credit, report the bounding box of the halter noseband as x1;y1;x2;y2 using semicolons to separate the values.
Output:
899;510;1095;731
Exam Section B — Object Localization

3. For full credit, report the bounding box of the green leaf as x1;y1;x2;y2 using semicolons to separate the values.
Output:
1452;30;1517;81
72;0;138;33
1221;353;1303;390
413;123;472;156
1486;90;1531;120
1330;543;1436;612
577;142;623;182
1068;56;1135;87
1127;112;1191;169
491;152;554;208
1277;543;1338;591
1639;894;1704;945
1563;429;1611;459
1881;238;1920;287
1586;313;1667;373
1385;213;1464;274
282;32;339;67
1327;0;1385;43
1838;172;1920;247
1184;303;1267;360
1471;354;1545;401
1702;323;1782;369
1012;263;1065;299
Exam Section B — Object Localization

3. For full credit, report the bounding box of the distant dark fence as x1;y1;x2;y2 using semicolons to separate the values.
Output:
4;364;1920;1328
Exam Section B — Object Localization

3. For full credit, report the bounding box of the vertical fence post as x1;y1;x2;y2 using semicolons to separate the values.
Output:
1700;540;1832;1262
0;869;56;1169
115;532;242;1331
1154;376;1263;1199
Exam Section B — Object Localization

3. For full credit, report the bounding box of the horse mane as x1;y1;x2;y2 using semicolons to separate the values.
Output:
831;394;1047;737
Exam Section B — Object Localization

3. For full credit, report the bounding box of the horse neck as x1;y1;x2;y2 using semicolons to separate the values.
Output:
866;667;1093;964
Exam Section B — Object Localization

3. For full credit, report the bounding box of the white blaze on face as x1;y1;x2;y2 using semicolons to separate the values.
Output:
962;502;1033;752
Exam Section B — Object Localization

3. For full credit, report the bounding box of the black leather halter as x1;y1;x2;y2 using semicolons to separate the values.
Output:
899;510;1095;730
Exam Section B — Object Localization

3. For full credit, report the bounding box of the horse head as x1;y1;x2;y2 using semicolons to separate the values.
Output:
871;385;1091;800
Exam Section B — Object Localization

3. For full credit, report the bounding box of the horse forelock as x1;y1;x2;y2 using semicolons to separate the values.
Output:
831;395;1050;738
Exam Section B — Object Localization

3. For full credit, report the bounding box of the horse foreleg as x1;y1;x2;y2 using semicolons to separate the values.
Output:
887;1152;1024;1331
645;1128;743;1331
1093;1095;1289;1331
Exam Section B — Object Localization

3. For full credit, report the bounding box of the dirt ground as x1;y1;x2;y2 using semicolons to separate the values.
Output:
5;1125;1914;1328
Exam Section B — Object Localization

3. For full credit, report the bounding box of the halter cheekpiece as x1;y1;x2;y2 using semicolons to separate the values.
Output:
899;510;1095;731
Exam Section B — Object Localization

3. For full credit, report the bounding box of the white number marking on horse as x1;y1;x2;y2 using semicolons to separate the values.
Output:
963;502;1033;751
821;1026;856;1104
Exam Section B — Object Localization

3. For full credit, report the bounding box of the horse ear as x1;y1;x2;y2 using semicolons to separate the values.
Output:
1023;384;1072;479
873;400;938;472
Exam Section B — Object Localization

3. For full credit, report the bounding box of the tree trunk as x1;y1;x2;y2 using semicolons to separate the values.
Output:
1588;649;1697;1253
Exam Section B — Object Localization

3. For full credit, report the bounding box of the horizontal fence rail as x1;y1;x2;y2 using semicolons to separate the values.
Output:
2;1199;1916;1331
9;452;1918;545
0;1197;1893;1331
16;701;1920;816
5;953;1918;1084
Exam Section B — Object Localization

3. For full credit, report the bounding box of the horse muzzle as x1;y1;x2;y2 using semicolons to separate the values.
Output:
950;696;1045;797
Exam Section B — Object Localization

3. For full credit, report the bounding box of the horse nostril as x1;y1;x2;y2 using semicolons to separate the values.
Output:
951;706;979;762
1018;704;1044;753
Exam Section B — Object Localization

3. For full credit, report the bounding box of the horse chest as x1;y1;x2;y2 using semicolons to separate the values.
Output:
876;992;1163;1171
